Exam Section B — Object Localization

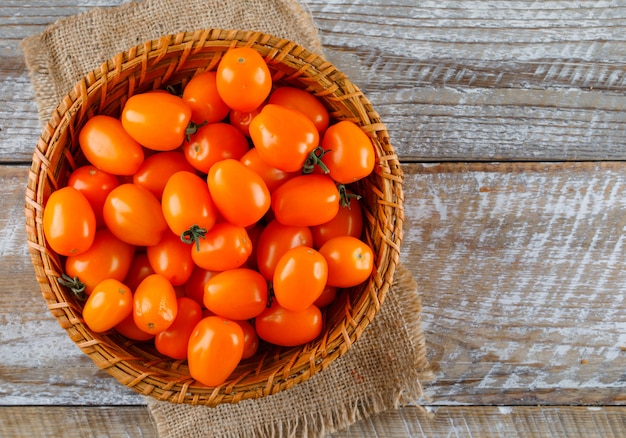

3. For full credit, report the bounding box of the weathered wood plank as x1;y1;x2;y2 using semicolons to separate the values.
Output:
3;162;626;407
4;0;626;162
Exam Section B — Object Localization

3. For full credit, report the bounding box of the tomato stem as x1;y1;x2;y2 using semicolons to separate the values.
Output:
185;120;208;141
57;273;86;301
337;184;362;208
180;225;208;251
302;146;330;175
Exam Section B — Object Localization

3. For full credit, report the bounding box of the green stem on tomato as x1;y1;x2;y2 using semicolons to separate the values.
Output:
302;146;330;175
185;120;208;141
337;183;362;208
57;274;87;301
180;224;208;252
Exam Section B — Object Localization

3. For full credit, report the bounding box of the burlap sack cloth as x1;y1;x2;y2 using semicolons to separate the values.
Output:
21;1;432;436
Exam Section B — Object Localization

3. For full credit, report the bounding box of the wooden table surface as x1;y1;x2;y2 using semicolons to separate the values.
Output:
3;1;626;436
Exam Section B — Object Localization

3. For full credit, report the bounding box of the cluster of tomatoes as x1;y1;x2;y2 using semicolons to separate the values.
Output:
42;47;377;387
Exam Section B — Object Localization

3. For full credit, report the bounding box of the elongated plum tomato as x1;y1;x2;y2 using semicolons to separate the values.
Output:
133;274;178;335
271;174;340;227
249;104;319;172
121;92;192;151
321;120;376;184
184;122;249;174
207;158;270;228
161;170;217;239
182;71;230;124
78;115;145;175
255;219;313;281
155;297;203;360
147;231;195;286
132;151;195;200
255;301;323;347
268;86;330;133
43;186;96;256
318;236;374;288
273;246;328;312
67;165;119;229
216;47;272;112
187;316;244;387
203;268;268;320
65;228;135;295
191;222;252;272
103;183;168;246
82;278;133;333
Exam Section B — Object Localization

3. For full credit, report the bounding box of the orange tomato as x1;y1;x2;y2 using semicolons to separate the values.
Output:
270;174;340;227
311;196;364;248
184;122;249;174
114;312;154;341
184;266;218;307
318;236;374;288
133;274;178;335
78;115;145;175
229;104;264;137
191;222;252;272
321;120;376;184
216;47;272;112
207;158;270;228
147;231;195;286
234;319;259;360
65;228;135;295
249;104;319;172
121;92;192;151
67;165;119;229
314;285;337;308
273;246;328;312
155;297;203;360
103;183;168;246
82;279;133;333
268;86;329;133
255;301;322;347
239;147;298;193
182;71;230;124
123;252;155;291
43;186;96;256
187;316;244;386
255;219;313;281
203;268;268;320
132;151;196;200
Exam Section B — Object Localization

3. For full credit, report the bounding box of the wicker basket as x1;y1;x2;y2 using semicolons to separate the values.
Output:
24;29;404;406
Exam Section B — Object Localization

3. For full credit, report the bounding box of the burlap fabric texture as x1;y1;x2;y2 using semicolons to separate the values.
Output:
21;0;431;436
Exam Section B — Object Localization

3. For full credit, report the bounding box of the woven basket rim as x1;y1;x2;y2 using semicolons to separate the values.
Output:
24;28;404;406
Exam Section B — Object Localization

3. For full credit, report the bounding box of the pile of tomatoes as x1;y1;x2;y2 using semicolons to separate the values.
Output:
42;47;377;387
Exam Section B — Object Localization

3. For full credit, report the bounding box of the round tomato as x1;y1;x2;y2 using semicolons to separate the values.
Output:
255;301;322;347
191;222;252;272
182;71;230;124
43;186;96;256
103;183;168;246
311;195;364;248
249;104;319;172
161;171;217;241
184;122;249;174
321;120;376;184
273;246;328;312
229;104;264;137
187;316;244;387
132;151;196;200
184;265;218;307
268;86;329;133
121;92;192;151
67;165;119;229
155;297;203;360
216;47;272;112
239;147;298;193
133;274;178;335
207;158;270;228
114;312;154;341
255;219;313;281
271;174;340;227
123;252;155;291
65;228;135;295
203;268;268;320
147;231;195;286
234;319;259;359
318;236;374;288
82;278;133;333
78;115;145;175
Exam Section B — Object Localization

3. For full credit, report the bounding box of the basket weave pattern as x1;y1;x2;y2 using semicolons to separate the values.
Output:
24;29;404;406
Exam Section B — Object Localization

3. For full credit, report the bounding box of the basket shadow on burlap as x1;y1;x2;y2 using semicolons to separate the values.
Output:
23;28;421;409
